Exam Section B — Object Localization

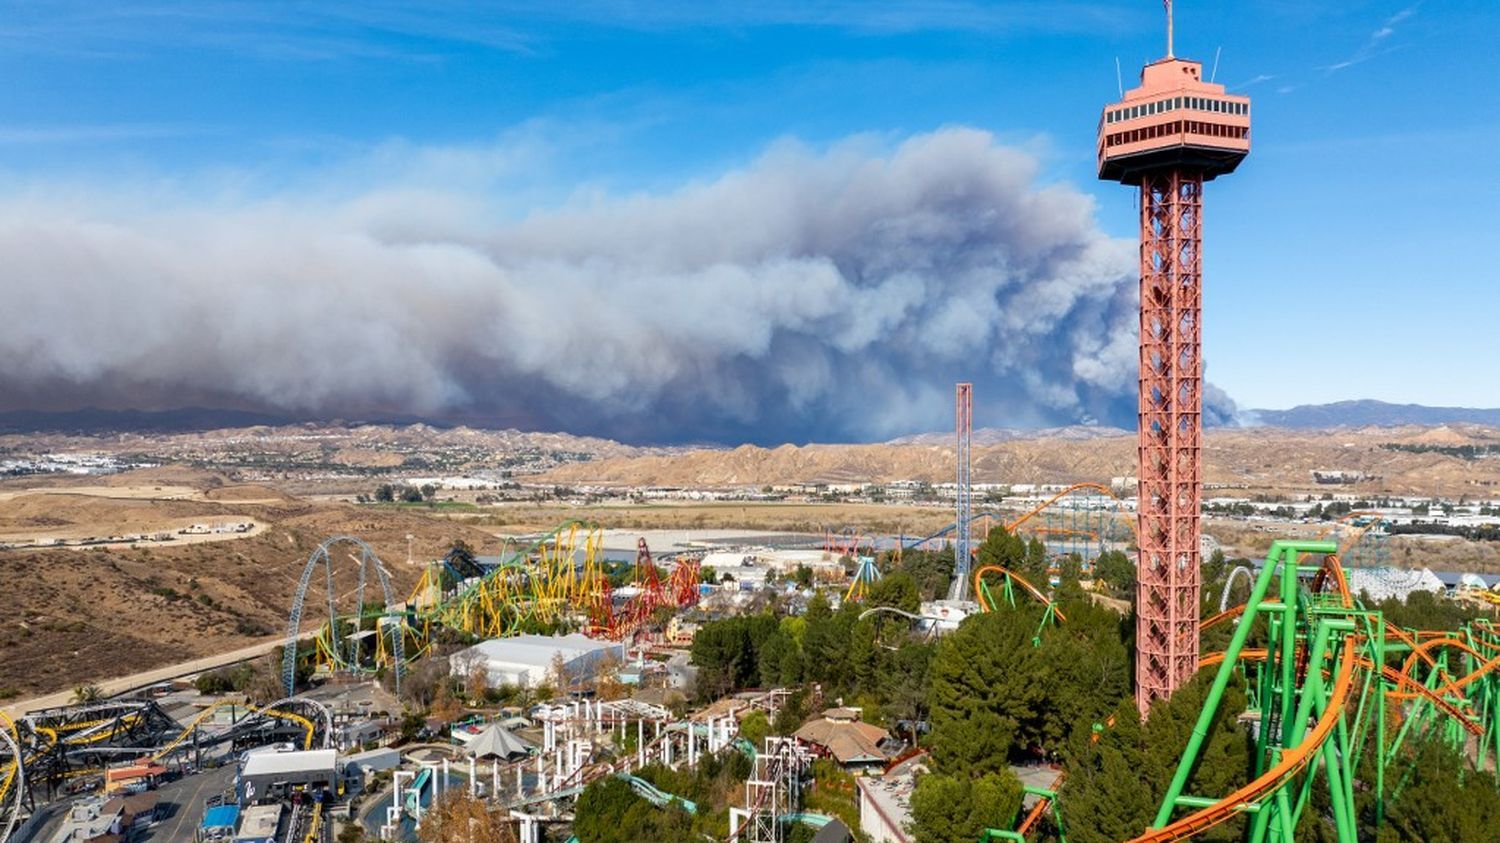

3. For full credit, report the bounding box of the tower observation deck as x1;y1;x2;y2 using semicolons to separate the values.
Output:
1099;7;1249;715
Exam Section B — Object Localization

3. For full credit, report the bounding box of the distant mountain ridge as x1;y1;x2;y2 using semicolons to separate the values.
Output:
4;400;1499;441
886;425;1131;446
0;407;305;434
1248;400;1500;429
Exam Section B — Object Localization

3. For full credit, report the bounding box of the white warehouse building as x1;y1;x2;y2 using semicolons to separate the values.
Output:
448;633;625;689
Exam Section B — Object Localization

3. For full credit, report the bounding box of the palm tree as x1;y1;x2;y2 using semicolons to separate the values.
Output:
71;683;104;704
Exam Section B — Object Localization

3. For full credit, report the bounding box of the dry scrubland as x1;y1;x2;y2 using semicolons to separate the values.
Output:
1206;518;1500;571
540;424;1500;496
0;468;496;699
8;424;1500;699
456;501;960;536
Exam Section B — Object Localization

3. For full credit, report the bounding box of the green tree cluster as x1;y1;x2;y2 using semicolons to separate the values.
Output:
688;582;939;739
738;710;770;747
909;770;1025;843
371;483;434;503
792;564;814;589
573;776;695;843
1092;549;1136;599
882;547;955;601
572;751;753;842
689;613;779;698
926;596;1129;770
1058;671;1253;843
968;525;1048;585
194;663;258;695
1371;589;1483;632
1377;741;1500;842
632;751;753;810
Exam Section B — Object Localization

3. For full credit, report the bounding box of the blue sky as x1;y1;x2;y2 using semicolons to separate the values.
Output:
1;1;1497;428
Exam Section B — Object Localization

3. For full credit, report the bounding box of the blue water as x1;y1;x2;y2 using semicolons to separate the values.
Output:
360;772;470;842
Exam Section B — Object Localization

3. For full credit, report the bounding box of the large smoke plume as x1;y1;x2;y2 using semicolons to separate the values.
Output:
0;128;1236;444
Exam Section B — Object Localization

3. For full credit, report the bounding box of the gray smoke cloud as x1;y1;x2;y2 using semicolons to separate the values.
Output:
0;128;1237;443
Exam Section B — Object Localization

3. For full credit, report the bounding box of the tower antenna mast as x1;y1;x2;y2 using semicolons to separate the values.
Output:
1166;0;1174;59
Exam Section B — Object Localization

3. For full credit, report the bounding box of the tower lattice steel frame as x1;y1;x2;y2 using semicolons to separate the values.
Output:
952;382;974;601
1097;8;1250;713
1135;170;1205;708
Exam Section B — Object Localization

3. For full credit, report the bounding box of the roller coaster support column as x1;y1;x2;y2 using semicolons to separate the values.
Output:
1151;540;1358;841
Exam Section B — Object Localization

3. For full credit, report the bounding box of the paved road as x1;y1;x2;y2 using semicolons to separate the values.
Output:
20;764;237;843
146;764;238;843
2;633;313;718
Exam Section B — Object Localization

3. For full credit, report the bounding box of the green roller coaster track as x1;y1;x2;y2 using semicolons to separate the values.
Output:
973;538;1500;842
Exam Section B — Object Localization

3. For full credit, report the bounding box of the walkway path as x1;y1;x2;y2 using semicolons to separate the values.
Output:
2;633;309;718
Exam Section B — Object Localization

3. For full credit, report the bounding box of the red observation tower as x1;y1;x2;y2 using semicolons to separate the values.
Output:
1097;4;1249;715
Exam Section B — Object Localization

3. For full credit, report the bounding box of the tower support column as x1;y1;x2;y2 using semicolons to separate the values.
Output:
951;382;974;601
1135;169;1204;715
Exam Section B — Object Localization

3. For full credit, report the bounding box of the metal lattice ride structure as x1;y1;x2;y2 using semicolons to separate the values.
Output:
0;715;25;843
586;538;702;639
844;554;882;603
0;696;332;839
1008;484;1136;577
1134;540;1500;841
730;737;812;843
9;700;181;795
1030;501;1125;567
822;528;863;561
283;535;406;696
1322;511;1392;570
899;483;1136;584
952;383;974;600
971;564;1067;647
976;538;1500;842
281;521;701;695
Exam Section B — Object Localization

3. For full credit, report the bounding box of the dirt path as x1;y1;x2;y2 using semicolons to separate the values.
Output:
0;518;268;551
1;633;302;718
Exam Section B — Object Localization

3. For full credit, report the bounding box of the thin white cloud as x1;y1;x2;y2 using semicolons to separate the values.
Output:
1231;73;1275;92
0;1;536;62
529;0;1129;35
1324;4;1418;74
0;0;1123;63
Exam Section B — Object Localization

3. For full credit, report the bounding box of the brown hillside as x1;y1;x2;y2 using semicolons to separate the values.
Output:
0;492;499;699
540;425;1500;495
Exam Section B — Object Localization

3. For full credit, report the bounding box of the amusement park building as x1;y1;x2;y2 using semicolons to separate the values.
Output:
792;708;892;771
448;633;624;689
238;749;339;805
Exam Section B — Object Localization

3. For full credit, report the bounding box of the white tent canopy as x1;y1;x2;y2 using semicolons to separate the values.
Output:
465;724;533;761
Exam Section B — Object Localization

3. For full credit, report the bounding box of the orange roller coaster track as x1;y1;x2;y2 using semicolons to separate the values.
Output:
1125;542;1500;842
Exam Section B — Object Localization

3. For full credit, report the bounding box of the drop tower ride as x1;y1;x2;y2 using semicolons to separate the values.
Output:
1097;3;1249;714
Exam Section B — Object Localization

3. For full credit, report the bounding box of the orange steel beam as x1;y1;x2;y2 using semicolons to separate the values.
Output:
1390;637;1500;700
1017;771;1066;835
1130;638;1357;843
971;564;1068;623
1201;604;1244;631
1359;661;1483;734
1005;482;1138;541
